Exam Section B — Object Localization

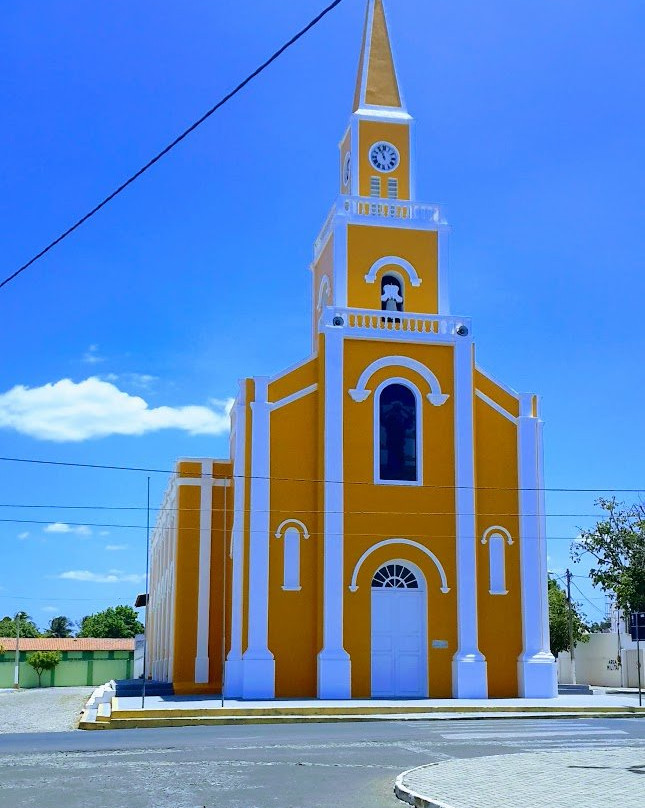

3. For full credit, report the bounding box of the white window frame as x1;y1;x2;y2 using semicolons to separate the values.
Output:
481;526;513;595
373;377;423;487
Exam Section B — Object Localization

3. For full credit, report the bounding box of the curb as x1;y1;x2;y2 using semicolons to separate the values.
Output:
394;765;452;808
79;708;644;730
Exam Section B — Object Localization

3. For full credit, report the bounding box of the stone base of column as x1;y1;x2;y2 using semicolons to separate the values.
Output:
194;656;209;684
223;655;243;698
241;651;275;699
518;651;557;698
452;653;488;698
317;649;351;698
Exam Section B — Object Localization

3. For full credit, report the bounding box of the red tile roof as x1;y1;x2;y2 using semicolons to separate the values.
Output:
0;637;135;652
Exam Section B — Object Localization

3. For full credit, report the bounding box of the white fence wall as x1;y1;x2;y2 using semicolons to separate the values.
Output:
557;632;643;687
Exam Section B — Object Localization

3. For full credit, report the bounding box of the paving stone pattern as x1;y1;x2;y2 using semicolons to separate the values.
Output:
400;748;645;808
0;686;92;733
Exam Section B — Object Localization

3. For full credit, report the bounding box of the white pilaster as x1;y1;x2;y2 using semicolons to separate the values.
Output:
437;226;450;315
317;327;351;698
333;219;348;308
224;384;247;697
242;377;275;699
452;337;488;697
517;395;557;697
194;460;213;684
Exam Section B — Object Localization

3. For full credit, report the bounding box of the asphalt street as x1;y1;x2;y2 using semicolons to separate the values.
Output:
0;718;644;808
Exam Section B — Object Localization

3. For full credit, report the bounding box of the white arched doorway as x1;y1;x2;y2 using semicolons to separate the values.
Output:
371;561;427;697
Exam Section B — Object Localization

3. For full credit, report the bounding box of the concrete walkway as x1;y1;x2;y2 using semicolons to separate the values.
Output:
395;747;645;808
80;691;645;730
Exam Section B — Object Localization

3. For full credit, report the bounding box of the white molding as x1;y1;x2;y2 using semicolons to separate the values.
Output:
317;274;332;311
364;255;422;287
194;459;213;684
275;518;310;539
270;384;317;412
475;390;517;424
348;538;450;593
452;339;488;698
268;353;317;385
333;218;348;308
242;377;275;699
348;355;449;406
372;376;423;486
516;409;557;697
474;363;520;400
437;227;450;315
353;107;412;122
317;326;351;698
224;383;247;697
481;525;514;545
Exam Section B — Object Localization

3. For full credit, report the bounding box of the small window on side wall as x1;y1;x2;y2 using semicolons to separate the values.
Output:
379;383;417;482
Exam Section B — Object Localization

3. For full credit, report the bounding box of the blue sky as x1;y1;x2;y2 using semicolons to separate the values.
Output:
1;0;643;629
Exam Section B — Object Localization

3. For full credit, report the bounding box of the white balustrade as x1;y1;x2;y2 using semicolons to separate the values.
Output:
322;307;471;340
313;196;444;257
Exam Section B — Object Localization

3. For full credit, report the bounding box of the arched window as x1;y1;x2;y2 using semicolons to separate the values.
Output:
481;527;513;595
381;274;403;313
372;563;419;589
379;383;417;482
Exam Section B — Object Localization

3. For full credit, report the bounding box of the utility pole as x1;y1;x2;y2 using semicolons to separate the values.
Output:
13;612;20;689
565;569;576;685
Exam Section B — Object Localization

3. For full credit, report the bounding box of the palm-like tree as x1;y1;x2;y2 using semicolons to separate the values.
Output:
45;616;74;638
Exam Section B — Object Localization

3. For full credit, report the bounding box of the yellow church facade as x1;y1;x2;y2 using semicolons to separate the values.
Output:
147;0;556;700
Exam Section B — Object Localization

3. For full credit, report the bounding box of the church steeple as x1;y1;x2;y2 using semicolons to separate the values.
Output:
353;0;405;112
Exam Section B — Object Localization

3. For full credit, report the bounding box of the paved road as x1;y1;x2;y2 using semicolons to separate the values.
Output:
1;718;644;808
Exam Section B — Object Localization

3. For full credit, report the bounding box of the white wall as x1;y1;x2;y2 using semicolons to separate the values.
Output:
557;632;642;688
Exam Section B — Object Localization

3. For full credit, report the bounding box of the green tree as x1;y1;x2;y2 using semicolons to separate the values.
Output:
548;577;588;656
572;498;645;613
78;605;144;638
587;618;612;634
45;616;74;638
0;612;41;638
26;650;62;687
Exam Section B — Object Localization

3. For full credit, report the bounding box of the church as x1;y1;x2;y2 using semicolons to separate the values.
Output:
146;0;557;700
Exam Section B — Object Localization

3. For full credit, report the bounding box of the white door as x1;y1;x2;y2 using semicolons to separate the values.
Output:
371;562;427;698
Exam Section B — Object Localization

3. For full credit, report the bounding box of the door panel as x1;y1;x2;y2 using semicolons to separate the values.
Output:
371;587;427;697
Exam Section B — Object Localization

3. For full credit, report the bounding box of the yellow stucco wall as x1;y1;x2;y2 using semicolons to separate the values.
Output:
268;382;320;697
343;338;457;697
474;395;523;696
347;224;438;314
358;120;410;199
171;483;200;691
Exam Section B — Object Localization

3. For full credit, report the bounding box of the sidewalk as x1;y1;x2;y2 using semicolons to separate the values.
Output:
79;691;645;730
395;748;645;808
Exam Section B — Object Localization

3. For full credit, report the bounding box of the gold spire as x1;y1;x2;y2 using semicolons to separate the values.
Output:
353;0;403;111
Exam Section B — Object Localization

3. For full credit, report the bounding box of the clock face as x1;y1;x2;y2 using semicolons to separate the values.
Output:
343;152;351;187
369;141;399;173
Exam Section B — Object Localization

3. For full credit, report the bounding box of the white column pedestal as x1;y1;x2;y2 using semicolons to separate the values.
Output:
194;657;209;684
452;654;488;698
317;650;351;699
518;652;558;698
242;652;275;699
223;656;243;697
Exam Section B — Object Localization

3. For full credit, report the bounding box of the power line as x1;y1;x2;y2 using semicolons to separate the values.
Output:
570;579;607;616
0;517;596;541
0;0;346;291
0;503;611;518
1;455;643;493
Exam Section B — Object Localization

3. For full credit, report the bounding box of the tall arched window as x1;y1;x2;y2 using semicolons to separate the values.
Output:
379;383;417;482
381;274;404;313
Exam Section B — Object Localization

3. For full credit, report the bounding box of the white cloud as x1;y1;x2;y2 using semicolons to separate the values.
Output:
105;544;128;551
82;345;105;364
58;569;145;584
0;377;233;442
99;530;110;537
102;372;158;390
42;606;59;613
17;531;29;540
44;522;92;536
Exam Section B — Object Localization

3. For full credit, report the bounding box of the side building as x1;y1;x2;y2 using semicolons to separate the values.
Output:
147;0;556;700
